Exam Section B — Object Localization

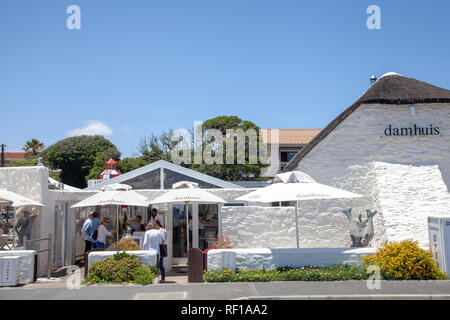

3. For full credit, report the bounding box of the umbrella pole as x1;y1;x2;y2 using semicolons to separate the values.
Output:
295;201;299;248
116;206;119;243
185;202;190;254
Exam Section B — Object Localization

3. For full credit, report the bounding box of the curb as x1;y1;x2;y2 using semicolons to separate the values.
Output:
236;294;450;300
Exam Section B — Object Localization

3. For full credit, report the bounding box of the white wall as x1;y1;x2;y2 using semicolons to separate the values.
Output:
372;162;450;246
292;104;450;247
221;206;352;248
0;167;97;276
207;248;376;271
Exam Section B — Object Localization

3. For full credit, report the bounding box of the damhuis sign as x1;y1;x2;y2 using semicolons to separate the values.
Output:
384;124;440;137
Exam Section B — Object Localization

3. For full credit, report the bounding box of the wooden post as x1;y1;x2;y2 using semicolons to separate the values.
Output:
188;248;204;283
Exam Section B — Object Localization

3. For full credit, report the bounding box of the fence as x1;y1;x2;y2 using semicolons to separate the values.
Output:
24;234;52;279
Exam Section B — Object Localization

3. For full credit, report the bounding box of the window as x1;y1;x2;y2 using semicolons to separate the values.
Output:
280;152;297;162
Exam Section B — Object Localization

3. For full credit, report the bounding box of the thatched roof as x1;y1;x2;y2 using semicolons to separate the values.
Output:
282;73;450;172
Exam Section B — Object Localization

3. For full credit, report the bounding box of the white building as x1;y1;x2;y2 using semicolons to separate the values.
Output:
2;72;449;276
0;161;253;275
260;129;321;176
279;72;450;248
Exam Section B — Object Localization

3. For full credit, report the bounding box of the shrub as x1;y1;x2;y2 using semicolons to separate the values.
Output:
203;269;277;282
203;265;371;282
107;238;141;251
86;252;157;285
362;240;448;280
276;265;370;281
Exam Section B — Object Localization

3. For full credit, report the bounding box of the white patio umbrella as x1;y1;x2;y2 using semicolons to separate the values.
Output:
149;181;226;252
0;188;44;208
71;183;149;242
235;171;362;248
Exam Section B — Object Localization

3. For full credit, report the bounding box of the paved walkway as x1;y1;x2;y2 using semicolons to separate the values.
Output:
2;280;450;300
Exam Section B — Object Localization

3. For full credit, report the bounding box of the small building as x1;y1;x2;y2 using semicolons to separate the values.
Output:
260;129;321;176
281;72;450;247
2;152;27;166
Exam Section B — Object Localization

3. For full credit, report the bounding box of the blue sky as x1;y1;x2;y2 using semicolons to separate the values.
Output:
1;0;449;157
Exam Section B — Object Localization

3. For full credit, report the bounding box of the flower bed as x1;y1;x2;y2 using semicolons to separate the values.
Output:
362;240;448;280
86;252;158;285
203;265;371;282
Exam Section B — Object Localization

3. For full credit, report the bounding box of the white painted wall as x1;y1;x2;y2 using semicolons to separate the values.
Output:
372;162;450;246
221;206;352;248
0;250;36;283
0;167;97;276
291;104;450;247
207;248;376;271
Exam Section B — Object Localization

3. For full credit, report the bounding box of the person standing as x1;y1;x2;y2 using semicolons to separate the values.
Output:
82;212;94;253
143;222;165;280
148;208;163;228
88;212;102;249
156;220;167;282
96;217;118;249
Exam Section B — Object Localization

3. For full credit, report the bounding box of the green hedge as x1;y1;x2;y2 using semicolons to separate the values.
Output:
86;252;158;285
203;265;371;282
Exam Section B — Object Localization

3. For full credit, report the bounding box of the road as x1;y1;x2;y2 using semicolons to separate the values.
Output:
2;280;450;300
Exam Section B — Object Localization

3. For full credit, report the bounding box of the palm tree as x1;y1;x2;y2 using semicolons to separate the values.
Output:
23;138;45;157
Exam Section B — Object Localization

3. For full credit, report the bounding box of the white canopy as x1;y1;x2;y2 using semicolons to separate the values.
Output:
71;184;149;208
0;189;44;208
235;171;362;247
149;182;226;205
71;183;149;242
236;171;361;203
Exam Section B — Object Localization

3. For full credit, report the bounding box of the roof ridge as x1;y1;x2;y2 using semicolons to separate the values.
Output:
282;74;450;172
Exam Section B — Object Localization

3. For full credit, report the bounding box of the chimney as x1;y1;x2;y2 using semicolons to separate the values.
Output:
370;75;377;86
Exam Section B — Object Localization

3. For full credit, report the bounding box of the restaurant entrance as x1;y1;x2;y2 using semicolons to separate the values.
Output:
171;204;219;265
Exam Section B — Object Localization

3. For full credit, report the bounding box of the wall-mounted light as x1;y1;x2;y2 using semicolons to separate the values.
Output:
410;106;416;117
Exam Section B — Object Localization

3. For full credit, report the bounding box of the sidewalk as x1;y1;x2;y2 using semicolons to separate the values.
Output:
2;280;450;300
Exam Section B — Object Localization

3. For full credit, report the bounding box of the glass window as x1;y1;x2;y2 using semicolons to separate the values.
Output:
122;169;160;189
164;169;219;189
198;204;218;251
172;204;192;258
223;203;245;207
280;152;297;162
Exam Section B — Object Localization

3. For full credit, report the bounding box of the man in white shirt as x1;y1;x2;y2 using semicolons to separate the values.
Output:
143;222;163;252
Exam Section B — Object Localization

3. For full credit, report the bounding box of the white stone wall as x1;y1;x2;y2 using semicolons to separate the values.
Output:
0;250;36;283
292;104;450;247
207;248;376;271
221;206;352;248
0;167;98;276
373;162;450;246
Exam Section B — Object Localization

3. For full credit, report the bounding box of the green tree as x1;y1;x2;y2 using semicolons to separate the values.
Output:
138;130;176;163
192;116;267;181
127;117;268;181
118;156;151;173
22;138;45;157
41;135;121;188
